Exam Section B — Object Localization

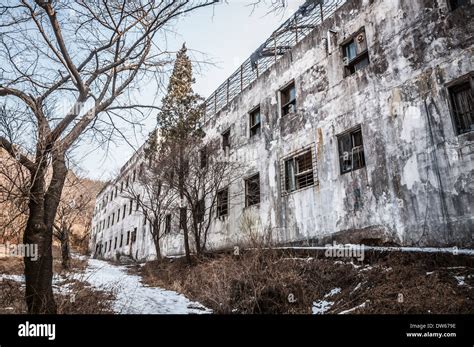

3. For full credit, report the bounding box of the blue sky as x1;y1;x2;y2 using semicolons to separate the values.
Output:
75;1;304;181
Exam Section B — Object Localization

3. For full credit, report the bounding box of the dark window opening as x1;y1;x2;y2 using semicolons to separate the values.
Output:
222;129;231;152
449;78;473;135
284;150;314;192
136;195;140;211
245;173;260;207
126;231;130;245
179;207;187;229
449;0;469;10
200;147;207;168
117;209;120;222
119;234;123;248
109;240;112;251
129;199;133;215
342;29;370;76
281;82;296;116
120;182;123;193
197;199;205;223
249;107;262;137
217;188;229;217
337;126;366;174
133;169;136;182
123;205;126;218
132;228;137;243
164;214;171;234
114;237;117;250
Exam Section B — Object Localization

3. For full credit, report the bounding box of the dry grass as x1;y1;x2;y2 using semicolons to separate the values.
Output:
138;249;474;314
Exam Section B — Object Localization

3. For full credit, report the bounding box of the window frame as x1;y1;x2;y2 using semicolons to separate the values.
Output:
222;129;231;153
216;187;229;218
245;173;261;207
341;28;370;77
283;149;315;193
447;73;474;136
280;81;296;117
337;125;366;175
249;106;262;137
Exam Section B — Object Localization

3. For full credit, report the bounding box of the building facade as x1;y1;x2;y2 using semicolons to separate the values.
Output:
90;0;474;260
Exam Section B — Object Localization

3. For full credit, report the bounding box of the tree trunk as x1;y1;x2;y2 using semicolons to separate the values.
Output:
61;228;70;270
179;147;191;263
24;149;67;314
153;220;162;261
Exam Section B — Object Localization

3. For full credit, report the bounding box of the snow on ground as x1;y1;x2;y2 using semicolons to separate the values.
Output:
312;287;341;314
83;258;212;314
339;301;368;314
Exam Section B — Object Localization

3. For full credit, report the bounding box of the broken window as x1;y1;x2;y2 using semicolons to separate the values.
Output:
164;214;171;234
249;106;262;137
222;129;231;153
284;150;314;193
449;0;469;10
448;77;473;135
217;187;229;217
342;29;370;76
280;82;296;116
200;146;207;168
337;126;366;174
245;173;261;207
197;199;205;223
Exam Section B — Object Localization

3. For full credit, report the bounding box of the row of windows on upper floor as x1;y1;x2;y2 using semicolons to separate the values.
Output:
213;23;473;158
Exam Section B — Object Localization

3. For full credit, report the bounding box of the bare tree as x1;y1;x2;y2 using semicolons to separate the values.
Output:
0;0;217;313
122;142;177;261
53;173;94;270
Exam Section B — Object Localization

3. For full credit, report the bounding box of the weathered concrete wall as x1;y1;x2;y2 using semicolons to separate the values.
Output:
91;0;474;260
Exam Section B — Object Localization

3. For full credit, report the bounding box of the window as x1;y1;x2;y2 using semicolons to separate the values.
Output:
222;129;230;152
284;150;315;192
136;195;140;211
107;216;110;228
449;0;469;10
217;187;229;217
249;106;261;137
123;205;126;219
126;231;130;245
111;213;115;226
120;182;123;193
197;199;205;223
133;169;136;182
129;199;133;215
109;240;112;251
337;126;366;174
200;147;207;168
280;82;296;116
448;76;473;135
132;228;137;243
114;237;117;250
120;234;123;248
342;29;370;76
117;209;120;222
164;214;171;234
245;174;260;207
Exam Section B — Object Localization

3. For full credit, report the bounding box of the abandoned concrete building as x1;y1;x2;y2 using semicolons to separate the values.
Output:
90;0;473;260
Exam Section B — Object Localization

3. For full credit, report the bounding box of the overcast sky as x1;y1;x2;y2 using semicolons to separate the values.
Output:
74;1;305;181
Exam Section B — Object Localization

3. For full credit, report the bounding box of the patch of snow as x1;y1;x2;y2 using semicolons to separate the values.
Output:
338;301;369;315
426;271;434;275
312;300;333;314
351;282;362;293
84;258;212;314
324;288;341;298
454;276;466;286
0;274;24;283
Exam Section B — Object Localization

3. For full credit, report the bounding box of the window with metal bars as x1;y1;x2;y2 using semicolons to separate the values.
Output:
337;126;366;174
217;187;229;217
284;150;314;192
245;173;260;207
249;107;261;137
449;78;473;135
280;82;296;116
